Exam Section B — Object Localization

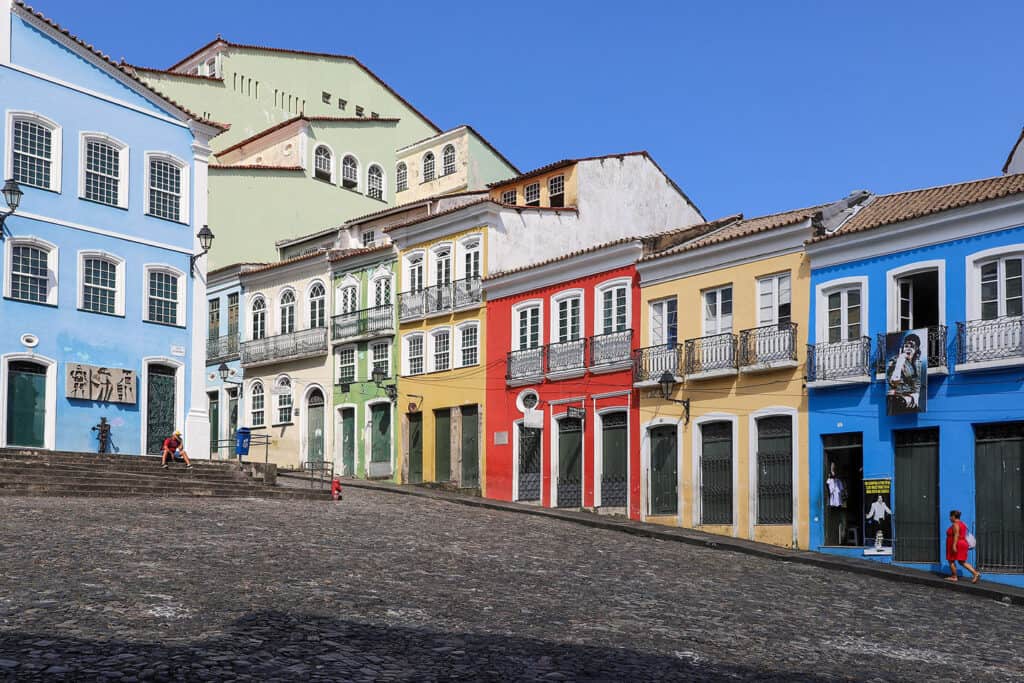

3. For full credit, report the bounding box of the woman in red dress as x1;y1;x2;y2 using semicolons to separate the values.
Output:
945;509;980;583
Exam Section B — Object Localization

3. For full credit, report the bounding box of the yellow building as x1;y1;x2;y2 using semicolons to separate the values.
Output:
634;203;847;549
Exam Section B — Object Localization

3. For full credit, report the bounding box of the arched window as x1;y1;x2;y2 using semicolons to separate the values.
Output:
396;162;408;192
367;165;383;200
434;246;452;285
314;145;332;181
279;290;296;334
274;376;293;424
339;285;358;314
342;155;358;189
308;282;326;328
251;297;267;340
373;276;391;306
422;151;435;182
442;144;456;176
250;381;265;426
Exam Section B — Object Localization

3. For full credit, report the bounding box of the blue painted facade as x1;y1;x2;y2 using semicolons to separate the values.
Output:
808;219;1024;588
0;6;211;454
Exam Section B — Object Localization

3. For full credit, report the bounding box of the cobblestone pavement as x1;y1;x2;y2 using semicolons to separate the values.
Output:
0;490;1021;682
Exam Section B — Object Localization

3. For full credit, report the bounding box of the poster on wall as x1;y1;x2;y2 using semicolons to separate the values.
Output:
863;478;893;556
883;328;928;415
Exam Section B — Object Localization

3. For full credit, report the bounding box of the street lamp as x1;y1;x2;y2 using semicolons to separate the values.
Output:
189;225;215;276
0;178;24;239
371;366;397;402
658;370;690;424
217;362;242;385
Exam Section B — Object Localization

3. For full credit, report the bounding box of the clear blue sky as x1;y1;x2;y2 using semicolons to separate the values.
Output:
32;0;1024;220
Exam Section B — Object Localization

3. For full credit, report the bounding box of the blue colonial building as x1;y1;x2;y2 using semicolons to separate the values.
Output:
805;174;1024;588
0;1;222;456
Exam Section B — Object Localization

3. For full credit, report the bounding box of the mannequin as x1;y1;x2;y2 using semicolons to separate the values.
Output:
826;461;847;544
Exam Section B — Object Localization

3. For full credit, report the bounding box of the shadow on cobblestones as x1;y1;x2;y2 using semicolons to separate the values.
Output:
0;610;829;682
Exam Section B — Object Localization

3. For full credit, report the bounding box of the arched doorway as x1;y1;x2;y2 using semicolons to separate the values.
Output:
145;363;178;454
306;388;325;465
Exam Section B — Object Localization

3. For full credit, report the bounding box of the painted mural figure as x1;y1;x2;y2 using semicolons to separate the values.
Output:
92;367;114;402
885;331;925;415
69;365;90;400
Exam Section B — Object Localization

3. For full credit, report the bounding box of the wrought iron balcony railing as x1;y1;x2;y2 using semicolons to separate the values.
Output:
241;327;328;366
806;337;872;383
685;332;737;376
738;322;797;369
398;276;482;321
956;315;1024;367
331;304;394;341
874;324;947;374
507;346;544;382
207;333;239;363
589;329;632;368
633;344;683;383
546;338;585;374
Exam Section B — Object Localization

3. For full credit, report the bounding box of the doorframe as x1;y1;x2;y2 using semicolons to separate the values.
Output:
334;402;358;476
207;388;220;457
593;404;630;509
299;382;327;465
139;356;184;455
0;352;58;450
691;412;739;536
747;406;800;545
640;416;683;523
364;397;394;477
512;418;523;501
885;259;946;330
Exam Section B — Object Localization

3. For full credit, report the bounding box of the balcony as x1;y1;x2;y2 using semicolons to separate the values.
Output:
633;344;683;386
241;327;328;367
738;322;798;373
207;333;239;363
589;329;633;373
546;338;585;379
684;332;737;380
956;315;1024;372
874;324;948;377
507;346;544;386
331;304;394;342
398;276;482;321
806;337;872;388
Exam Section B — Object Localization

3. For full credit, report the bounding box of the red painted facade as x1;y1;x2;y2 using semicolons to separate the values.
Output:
484;264;642;519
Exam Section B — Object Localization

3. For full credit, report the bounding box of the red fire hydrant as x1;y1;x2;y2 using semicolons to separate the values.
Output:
331;476;342;501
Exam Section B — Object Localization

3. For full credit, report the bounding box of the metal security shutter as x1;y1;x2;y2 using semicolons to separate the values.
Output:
894;428;939;563
601;412;628;507
557;417;583;508
434;409;451;482
407;413;423;483
518;425;542;501
649;426;678;515
701;421;733;525
975;422;1024;572
757;416;793;524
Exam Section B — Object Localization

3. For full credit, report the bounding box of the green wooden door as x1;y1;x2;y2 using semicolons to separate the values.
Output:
341;408;355;476
650;425;678;516
700;421;733;524
601;412;628;507
975;423;1024;572
306;389;325;465
6;361;47;448
146;365;176;454
557;417;583;508
518;425;542;501
370;403;390;465
408;412;423;483
461;405;479;487
894;428;939;563
434;409;451;481
208;392;219;456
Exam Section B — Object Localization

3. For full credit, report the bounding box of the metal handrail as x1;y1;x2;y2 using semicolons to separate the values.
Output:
684;332;737;375
331;304;394;341
633;343;682;383
507;346;545;380
207;334;240;362
590;329;632;367
211;432;271;467
956;315;1024;365
806;337;872;382
240;327;328;365
546;338;585;373
738;322;797;367
398;276;482;320
301;460;334;489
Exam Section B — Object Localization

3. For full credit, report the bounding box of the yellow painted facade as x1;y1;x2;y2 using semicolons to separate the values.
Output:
395;226;489;492
489;164;578;208
638;251;810;549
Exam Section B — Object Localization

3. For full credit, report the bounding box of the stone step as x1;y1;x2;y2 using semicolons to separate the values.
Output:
0;484;330;500
0;449;244;468
0;462;250;481
0;473;268;491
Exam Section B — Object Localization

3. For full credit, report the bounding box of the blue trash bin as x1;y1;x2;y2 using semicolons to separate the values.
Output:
235;427;252;458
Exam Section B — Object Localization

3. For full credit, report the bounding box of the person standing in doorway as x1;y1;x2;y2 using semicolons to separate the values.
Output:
161;430;193;470
945;510;981;583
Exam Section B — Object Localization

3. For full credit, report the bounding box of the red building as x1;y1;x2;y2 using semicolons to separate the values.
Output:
483;241;644;518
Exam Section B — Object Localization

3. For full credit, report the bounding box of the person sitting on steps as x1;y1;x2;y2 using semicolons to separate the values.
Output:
161;430;193;470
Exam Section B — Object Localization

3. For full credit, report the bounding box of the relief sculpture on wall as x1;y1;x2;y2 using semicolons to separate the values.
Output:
65;363;136;404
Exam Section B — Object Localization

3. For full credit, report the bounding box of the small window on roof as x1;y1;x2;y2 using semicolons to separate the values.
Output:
525;183;540;207
355;105;364;117
371;112;379;119
501;189;516;205
322;91;331;104
338;98;347;111
548;175;565;208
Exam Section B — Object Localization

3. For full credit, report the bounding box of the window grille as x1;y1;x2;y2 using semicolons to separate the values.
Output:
422;152;435;181
12;119;52;189
85;140;120;206
501;189;516;205
309;283;326;328
396;163;408;192
314;146;332;181
251;383;265;426
11;245;49;303
442;144;456;175
756;416;793;524
701;421;733;525
83;258;117;315
548;175;565;207
525;183;540;206
149;158;182;222
148;271;178;325
342;155;358;189
368;165;383;200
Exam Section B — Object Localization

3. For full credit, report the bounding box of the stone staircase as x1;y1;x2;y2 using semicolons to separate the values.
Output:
0;448;331;501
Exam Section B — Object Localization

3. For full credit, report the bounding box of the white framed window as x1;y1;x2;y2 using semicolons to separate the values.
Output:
548;174;565;207
525;182;540;206
338;284;358;314
396;162;408;192
460;236;481;281
274;375;293;424
442;144;456;175
251;296;267;340
367;164;384;200
308;282;326;328
406;252;425;292
501;189;517;205
371;341;390;377
434;245;452;285
144;152;189;223
514;301;543;350
373;275;392;306
826;287;863;343
702;284;733;335
553;291;583;342
279;289;296;334
79;133;128;208
456;321;479;367
757;272;791;326
314;145;333;182
77;250;125;316
362;230;376;247
431;328;451;372
4;237;58;305
250;381;265;427
336;346;356;383
6;111;62;192
650;297;678;346
422;151;435;181
404;333;425;375
342;155;358;189
143;265;185;326
980;255;1023;320
597;279;630;335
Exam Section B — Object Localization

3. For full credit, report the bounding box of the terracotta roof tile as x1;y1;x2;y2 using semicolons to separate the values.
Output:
327;243;393;262
215;115;398;158
127;64;223;82
397;125;519;175
209;164;304;171
812;173;1024;243
382;197;496;233
240;249;331;276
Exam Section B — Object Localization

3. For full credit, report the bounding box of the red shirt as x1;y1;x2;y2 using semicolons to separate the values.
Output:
163;437;182;452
